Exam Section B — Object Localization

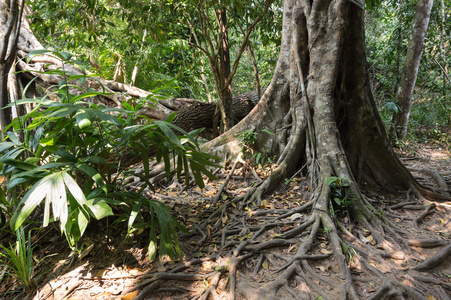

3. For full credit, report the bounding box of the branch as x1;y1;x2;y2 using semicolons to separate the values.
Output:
224;0;271;88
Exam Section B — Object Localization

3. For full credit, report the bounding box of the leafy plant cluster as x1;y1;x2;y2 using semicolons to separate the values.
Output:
28;0;282;102
366;0;451;133
238;129;275;168
0;50;218;293
325;176;353;218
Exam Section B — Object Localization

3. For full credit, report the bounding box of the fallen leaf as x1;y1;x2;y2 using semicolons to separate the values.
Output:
320;249;333;255
289;213;303;220
222;215;228;225
157;265;167;272
79;243;94;260
262;261;269;269
94;269;106;277
121;291;138;300
425;296;437;300
93;292;110;299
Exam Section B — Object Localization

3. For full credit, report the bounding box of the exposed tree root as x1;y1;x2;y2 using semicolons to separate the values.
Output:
121;160;450;300
413;244;451;271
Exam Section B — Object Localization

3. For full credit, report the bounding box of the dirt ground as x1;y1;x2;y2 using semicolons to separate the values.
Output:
0;130;450;300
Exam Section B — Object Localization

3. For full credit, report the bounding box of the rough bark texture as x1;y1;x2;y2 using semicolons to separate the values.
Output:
0;0;24;131
216;6;234;132
394;0;434;140
189;0;451;298
1;1;450;299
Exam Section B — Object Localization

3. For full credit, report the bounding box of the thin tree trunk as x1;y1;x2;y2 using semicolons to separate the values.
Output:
189;22;213;103
394;0;434;140
216;6;234;132
247;42;261;100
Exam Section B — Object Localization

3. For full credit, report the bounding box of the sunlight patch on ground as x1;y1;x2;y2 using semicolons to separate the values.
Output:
416;146;451;161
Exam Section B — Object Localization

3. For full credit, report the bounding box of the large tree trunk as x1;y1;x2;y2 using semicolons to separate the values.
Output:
194;0;450;298
2;1;450;299
393;0;434;140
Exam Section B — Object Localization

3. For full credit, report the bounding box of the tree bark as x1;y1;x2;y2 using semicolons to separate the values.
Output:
0;0;25;131
194;0;449;297
393;0;434;140
216;6;234;133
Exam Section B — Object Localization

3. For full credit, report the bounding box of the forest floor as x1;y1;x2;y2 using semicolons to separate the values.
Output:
1;127;450;300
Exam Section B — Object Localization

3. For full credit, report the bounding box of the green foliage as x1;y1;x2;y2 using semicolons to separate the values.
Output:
0;50;217;259
238;130;258;145
0;227;45;294
238;129;275;168
325;176;352;216
341;241;358;265
28;0;281;101
367;0;451;134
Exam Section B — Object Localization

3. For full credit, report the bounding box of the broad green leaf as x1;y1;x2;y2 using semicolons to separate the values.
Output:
148;236;157;262
261;129;275;135
0;159;36;171
47;173;67;228
0;188;8;207
11;174;54;231
71;92;112;103
91;109;122;127
0;142;15;153
81;156;110;165
154;203;174;259
128;202;141;235
44;106;80;119
8;169;50;189
7;132;20;145
163;121;199;148
76;164;107;194
61;172;88;207
155;121;182;148
138;144;150;178
27;49;54;62
121;100;134;111
86;199;113;219
54;150;77;163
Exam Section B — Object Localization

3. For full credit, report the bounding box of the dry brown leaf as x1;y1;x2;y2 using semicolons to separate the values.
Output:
121;291;138;300
222;215;228;225
79;243;94;260
320;249;333;255
157;265;167;272
93;292;110;299
94;269;107;277
289;213;303;220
